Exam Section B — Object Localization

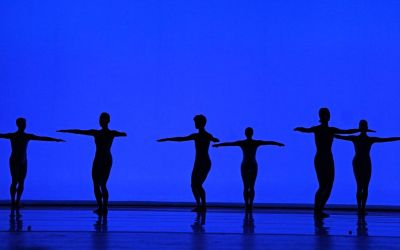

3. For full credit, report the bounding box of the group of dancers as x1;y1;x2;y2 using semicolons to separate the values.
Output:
0;113;127;215
295;108;400;217
1;108;399;217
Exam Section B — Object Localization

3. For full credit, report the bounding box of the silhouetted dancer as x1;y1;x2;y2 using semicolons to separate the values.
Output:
294;108;373;218
157;115;219;212
0;118;64;210
57;112;127;215
213;127;284;210
334;120;400;215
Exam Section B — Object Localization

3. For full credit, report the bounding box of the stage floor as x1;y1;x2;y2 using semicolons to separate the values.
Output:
1;207;400;249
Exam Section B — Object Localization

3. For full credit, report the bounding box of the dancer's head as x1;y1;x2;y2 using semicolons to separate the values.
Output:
245;127;254;139
99;112;110;128
16;117;26;131
359;119;368;132
194;115;207;129
319;108;330;123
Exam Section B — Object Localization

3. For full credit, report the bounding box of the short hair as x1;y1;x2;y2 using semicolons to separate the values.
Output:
245;127;254;137
16;117;26;128
193;114;207;128
100;112;110;123
319;107;330;118
359;119;368;128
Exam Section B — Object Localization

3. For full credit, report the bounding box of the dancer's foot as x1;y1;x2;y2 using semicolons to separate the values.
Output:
191;207;200;212
191;207;205;213
10;202;15;211
14;202;21;211
358;209;367;216
245;204;253;211
93;208;103;215
314;210;330;218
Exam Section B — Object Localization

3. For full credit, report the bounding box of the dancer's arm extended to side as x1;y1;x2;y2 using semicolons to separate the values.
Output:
257;140;285;146
29;134;65;142
112;130;127;137
334;135;355;141
333;128;375;134
371;137;400;143
213;141;241;147
210;135;220;143
57;129;96;136
294;126;315;133
0;133;12;139
157;134;196;142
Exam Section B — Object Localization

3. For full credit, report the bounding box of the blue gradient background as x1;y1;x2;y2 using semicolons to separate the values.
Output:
1;1;400;205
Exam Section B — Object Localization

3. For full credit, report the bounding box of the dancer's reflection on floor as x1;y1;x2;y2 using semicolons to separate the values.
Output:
357;214;368;236
9;209;23;232
314;217;329;236
242;210;255;234
94;214;108;232
191;212;206;233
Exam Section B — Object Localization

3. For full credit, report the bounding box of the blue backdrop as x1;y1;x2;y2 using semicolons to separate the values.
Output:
1;0;400;205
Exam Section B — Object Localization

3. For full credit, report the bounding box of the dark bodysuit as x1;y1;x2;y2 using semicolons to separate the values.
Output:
310;124;345;211
237;140;260;190
351;136;373;188
9;133;31;182
313;125;335;197
190;131;214;187
337;135;376;191
91;129;116;185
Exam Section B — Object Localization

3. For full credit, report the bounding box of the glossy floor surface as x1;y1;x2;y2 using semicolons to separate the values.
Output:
1;207;400;249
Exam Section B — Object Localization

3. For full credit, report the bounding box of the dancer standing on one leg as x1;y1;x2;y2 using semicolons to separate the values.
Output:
57;112;126;215
335;120;400;215
294;108;373;218
157;115;219;212
0;118;64;210
213;127;284;210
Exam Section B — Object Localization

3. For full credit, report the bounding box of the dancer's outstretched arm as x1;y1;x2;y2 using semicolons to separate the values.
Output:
213;141;241;147
371;137;400;143
112;130;127;137
29;134;65;142
334;135;355;141
333;128;375;134
294;127;315;133
0;133;12;139
157;134;195;142
57;129;96;136
257;140;285;147
211;136;220;143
